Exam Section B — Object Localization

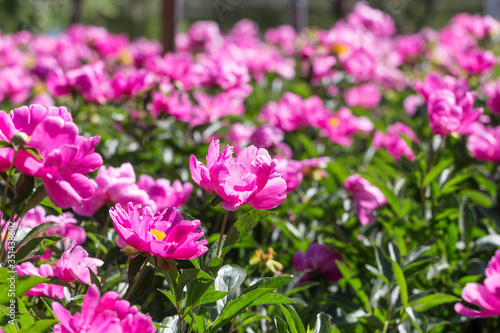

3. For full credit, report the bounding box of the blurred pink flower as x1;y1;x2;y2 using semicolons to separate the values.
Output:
456;49;495;75
344;174;387;225
455;250;500;318
72;163;152;217
189;139;287;211
347;1;396;36
265;25;296;55
319;107;374;146
467;125;500;163
427;89;483;136
52;284;155;333
66;61;113;104
344;83;381;109
0;104;102;209
20;206;86;245
403;94;424;116
293;243;342;283
55;244;103;285
110;203;208;259
373;122;419;161
415;73;469;101
137;175;193;211
16;262;65;299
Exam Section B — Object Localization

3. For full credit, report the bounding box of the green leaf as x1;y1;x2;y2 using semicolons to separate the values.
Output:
208;288;276;332
192;290;230;308
423;157;453;187
392;261;408;307
12;174;34;206
158;289;176;305
336;261;371;312
220;210;274;257
405;307;428;333
458;199;476;247
18;319;57;333
18;223;58;247
242;314;271;326
214;265;247;313
410;294;459;312
280;304;305;333
16;236;61;262
127;266;155;303
459;189;492;208
0;275;49;304
88;267;102;294
275;316;290;333
17;185;47;217
312;313;331;333
375;247;392;286
248;293;294;306
241;275;293;295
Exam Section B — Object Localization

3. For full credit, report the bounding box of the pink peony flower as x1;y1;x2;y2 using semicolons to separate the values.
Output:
293;243;342;283
403;94;424;116
55;244;103;285
189;139;287;211
318;107;374;146
427;89;483;136
15;262;65;299
344;174;387;225
109;203;208;259
137;175;193;211
66;61;113;104
264;25;296;56
373;122;419;161
72;163;153;217
0;104;102;208
20;206;86;245
276;157;329;193
347;1;396;36
456;49;496;75
344;83;381;109
467;125;500;163
415;73;469;101
455;250;500;318
52;284;156;333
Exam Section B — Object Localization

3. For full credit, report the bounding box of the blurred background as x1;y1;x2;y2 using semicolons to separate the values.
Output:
0;0;494;39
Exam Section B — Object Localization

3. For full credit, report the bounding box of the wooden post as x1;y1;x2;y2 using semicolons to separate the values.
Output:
291;0;308;32
161;0;181;52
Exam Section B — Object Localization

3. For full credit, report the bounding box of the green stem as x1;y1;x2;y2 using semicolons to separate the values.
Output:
0;149;18;265
125;254;150;300
216;211;229;257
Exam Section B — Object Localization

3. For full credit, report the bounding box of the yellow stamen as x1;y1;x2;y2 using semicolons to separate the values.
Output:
328;117;341;127
332;44;350;55
150;229;166;241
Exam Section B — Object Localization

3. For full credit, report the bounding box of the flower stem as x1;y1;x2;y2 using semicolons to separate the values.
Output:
216;211;229;257
125;254;150;300
0;149;18;265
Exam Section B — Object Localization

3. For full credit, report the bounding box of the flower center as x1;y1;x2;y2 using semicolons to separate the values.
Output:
328;117;341;127
332;44;349;55
150;229;166;241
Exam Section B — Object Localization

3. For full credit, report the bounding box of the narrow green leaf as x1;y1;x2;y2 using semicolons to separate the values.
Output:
410;294;459;312
336;261;370;312
392;261;408;307
249;293;294;306
280;304;305;333
275;316;290;333
423;157;453;187
88;267;102;294
312;313;331;333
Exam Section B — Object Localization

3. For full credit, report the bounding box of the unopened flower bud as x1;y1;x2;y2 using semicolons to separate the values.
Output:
11;132;29;147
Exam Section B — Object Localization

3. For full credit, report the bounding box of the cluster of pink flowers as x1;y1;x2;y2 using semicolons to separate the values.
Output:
73;162;192;216
52;284;156;333
0;104;102;208
344;174;387;225
190;139;287;211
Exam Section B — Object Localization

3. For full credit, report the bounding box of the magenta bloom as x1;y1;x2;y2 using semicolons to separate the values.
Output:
189;139;287;211
344;83;381;109
467;125;500;163
20;206;86;245
373;122;419;161
427;89;483;136
0;104;102;208
456;49;495;75
293;243;342;283
403;94;424;117
137;175;193;211
72;163;152;217
15;262;65;299
415;73;469;101
347;1;396;36
319;107;374;146
344;174;387;225
52;284;155;333
66;61;113;104
110;203;208;259
455;250;500;318
55;244;103;285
